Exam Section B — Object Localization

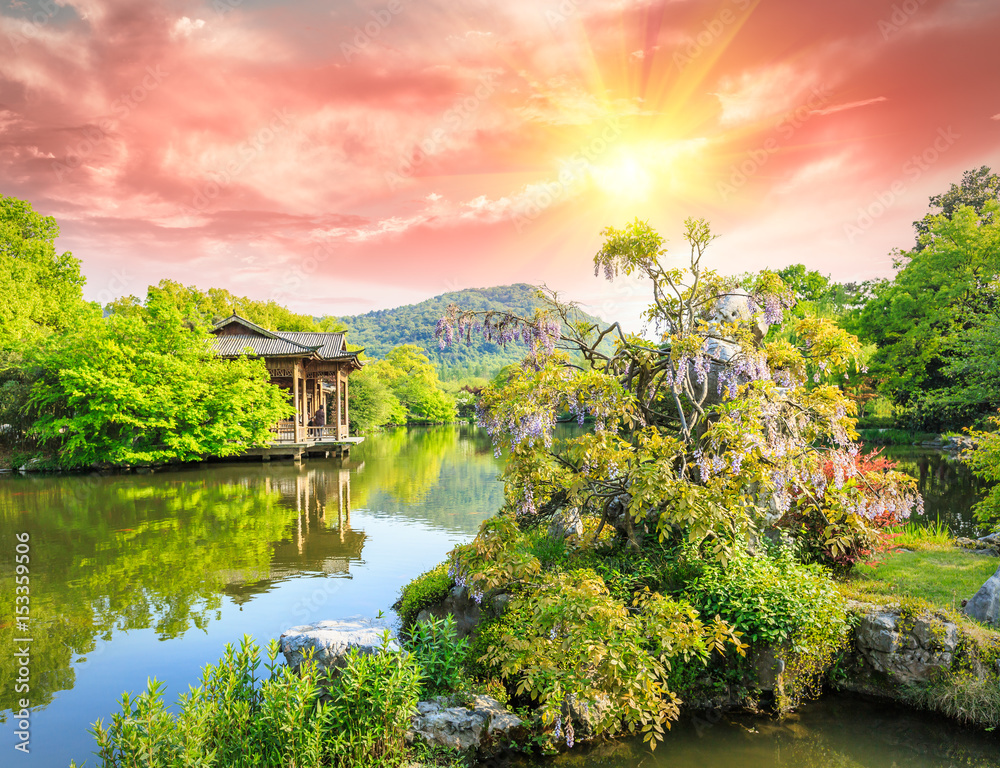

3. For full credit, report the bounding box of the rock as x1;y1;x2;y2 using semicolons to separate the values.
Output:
279;618;399;672
18;458;42;472
957;536;1000;556
963;565;1000;625
548;507;583;540
408;695;524;756
751;644;788;697
415;585;482;638
565;693;613;741
850;604;958;686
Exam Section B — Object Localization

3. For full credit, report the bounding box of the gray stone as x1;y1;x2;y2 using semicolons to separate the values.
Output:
851;605;958;686
415;585;482;638
279;618;399;672
963;565;1000;625
408;695;524;755
565;693;613;740
548;507;583;540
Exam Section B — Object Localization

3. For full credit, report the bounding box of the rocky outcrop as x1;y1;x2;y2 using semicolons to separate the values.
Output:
955;536;1000;556
838;602;960;696
279;618;399;672
408;695;524;757
963;565;1000;626
548;507;583;540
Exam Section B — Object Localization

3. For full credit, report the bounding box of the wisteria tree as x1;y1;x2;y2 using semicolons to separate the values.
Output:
438;218;921;568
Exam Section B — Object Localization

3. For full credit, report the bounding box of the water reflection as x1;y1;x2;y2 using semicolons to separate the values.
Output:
882;447;987;535
514;696;1000;768
0;424;503;724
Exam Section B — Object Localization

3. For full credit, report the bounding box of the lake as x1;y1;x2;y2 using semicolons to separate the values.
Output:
0;428;992;767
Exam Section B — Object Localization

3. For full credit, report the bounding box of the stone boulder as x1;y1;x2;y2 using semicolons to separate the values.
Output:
279;618;399;672
849;603;958;686
548;506;583;540
415;585;484;638
963;565;1000;626
408;695;524;757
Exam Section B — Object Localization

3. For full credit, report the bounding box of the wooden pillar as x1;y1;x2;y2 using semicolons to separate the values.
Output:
343;367;349;438
335;370;343;440
292;360;301;442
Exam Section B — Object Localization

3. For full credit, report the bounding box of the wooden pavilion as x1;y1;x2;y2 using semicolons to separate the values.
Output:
210;315;363;449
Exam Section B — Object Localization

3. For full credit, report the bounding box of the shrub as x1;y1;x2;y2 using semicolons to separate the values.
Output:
481;569;742;748
75;634;421;768
397;563;453;627
403;615;468;698
688;548;849;708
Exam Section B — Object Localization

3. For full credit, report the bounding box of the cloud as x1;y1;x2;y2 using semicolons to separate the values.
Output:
810;96;887;117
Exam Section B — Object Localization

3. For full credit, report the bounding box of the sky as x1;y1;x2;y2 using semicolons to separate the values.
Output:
2;0;999;329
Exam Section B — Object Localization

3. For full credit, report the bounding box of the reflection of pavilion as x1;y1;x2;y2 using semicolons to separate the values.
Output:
222;466;367;603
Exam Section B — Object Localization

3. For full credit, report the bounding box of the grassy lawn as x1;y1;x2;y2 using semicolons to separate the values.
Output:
847;543;999;612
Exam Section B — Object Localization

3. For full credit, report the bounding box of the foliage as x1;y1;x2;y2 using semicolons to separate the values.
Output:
76;635;421;768
110;279;344;333
912;165;1000;246
0;195;89;351
964;410;1000;527
403;615;469;698
379;345;458;422
0;195;94;449
852;200;1000;430
26;292;294;467
688;547;848;707
348;364;408;433
343;283;610;380
440;217;918;565
780;449;923;570
480;569;742;748
396;563;454;627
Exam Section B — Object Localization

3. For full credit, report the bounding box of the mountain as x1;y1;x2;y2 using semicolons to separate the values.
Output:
339;284;609;380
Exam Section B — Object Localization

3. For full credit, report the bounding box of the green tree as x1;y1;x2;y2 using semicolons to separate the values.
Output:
0;195;89;349
110;279;345;333
853;202;1000;429
913;166;1000;247
27;293;294;466
379;345;457;423
348;365;407;433
0;196;95;451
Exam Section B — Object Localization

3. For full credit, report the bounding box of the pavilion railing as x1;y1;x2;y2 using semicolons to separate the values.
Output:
272;420;297;443
306;426;340;441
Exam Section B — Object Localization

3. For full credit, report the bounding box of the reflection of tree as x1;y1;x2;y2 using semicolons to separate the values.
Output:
348;425;505;533
0;470;359;715
0;425;505;717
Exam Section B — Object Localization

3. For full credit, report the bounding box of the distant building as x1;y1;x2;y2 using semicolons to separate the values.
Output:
210;314;362;444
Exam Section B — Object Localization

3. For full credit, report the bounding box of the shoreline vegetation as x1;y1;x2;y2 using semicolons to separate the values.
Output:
9;169;1000;765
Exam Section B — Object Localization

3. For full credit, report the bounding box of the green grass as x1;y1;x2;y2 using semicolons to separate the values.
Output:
886;520;954;550
849;546;999;612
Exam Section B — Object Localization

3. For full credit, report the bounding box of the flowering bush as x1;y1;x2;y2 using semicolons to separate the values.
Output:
438;217;920;562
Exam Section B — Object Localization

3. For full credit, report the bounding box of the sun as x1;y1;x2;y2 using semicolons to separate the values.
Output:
591;150;654;201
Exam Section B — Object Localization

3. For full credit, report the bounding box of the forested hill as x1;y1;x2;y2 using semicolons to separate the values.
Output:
340;284;609;380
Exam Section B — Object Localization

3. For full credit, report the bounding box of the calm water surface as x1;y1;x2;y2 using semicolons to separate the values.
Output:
0;430;992;767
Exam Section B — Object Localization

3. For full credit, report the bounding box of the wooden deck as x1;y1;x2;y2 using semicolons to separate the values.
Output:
241;436;365;462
